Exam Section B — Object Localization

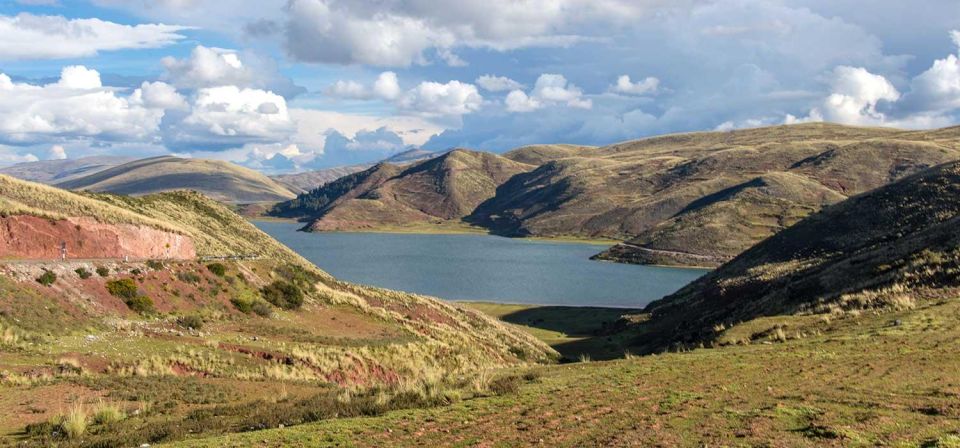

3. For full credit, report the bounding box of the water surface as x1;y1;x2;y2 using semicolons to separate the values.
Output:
255;220;707;308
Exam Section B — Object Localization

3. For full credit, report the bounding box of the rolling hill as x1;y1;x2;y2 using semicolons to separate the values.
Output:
56;156;296;203
271;149;441;194
472;123;960;266
0;173;554;445
271;149;534;231
630;159;960;351
0;156;134;184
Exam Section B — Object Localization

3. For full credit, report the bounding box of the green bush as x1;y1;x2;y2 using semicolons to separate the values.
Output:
146;260;164;270
230;297;252;314
177;271;201;284
105;279;139;300
260;280;304;310
251;300;273;317
74;268;92;279
124;296;155;314
95;266;110;277
206;263;226;277
176;315;204;330
36;270;57;287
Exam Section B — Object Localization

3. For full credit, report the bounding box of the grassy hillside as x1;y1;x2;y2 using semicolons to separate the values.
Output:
633;160;960;352
0;156;134;184
173;297;960;447
0;176;555;446
270;149;534;232
57;156;296;203
472;123;960;266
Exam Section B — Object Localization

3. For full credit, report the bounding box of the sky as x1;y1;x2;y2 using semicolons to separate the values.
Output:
1;1;960;173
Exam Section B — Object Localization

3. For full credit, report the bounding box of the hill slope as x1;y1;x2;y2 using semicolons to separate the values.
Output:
468;123;960;266
0;156;134;184
271;149;534;231
271;149;440;194
632;160;960;351
57;156;296;203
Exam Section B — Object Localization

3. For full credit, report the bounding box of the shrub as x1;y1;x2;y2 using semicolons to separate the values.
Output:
95;266;110;277
61;404;88;439
251;300;273;317
177;271;202;284
230;297;252;314
488;375;523;396
74;268;92;279
124;296;155;315
130;268;143;276
177;315;204;330
105;279;138;300
206;263;226;277
261;280;304;310
36;270;56;287
91;400;125;425
146;260;164;270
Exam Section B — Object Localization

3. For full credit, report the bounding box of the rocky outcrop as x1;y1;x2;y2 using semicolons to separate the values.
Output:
0;215;195;260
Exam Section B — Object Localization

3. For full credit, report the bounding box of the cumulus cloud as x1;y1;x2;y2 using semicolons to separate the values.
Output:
325;72;401;101
163;85;294;151
132;81;188;110
505;74;591;112
161;45;304;98
476;75;524;92
47;144;67;160
0;66;166;144
787;66;899;126
610;75;660;95
400;80;483;118
900;31;960;114
282;0;660;66
0;13;188;60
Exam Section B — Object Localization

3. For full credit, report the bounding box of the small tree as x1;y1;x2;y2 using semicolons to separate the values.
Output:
36;270;57;287
105;279;138;300
261;280;304;310
206;263;227;277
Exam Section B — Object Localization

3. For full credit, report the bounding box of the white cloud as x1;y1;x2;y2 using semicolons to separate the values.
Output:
789;66;899;126
610;75;659;95
0;13;188;60
476;75;524;92
901;30;960;114
164;86;294;150
282;0;662;66
47;144;67;160
326;80;369;99
132;81;188;110
373;72;401;100
505;74;592;112
160;45;303;97
0;66;166;144
399;80;483;117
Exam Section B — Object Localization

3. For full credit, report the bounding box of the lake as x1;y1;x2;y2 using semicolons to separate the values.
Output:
254;220;708;308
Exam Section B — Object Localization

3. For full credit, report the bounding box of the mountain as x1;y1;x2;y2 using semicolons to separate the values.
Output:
470;123;960;266
271;164;370;194
631;160;960;351
270;149;534;231
0;155;134;184
56;156;296;203
270;149;441;194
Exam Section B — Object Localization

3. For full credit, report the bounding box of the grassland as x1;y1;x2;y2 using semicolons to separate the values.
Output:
169;297;960;447
57;156;296;203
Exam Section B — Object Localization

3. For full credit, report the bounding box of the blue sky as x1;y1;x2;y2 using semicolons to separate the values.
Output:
1;0;959;172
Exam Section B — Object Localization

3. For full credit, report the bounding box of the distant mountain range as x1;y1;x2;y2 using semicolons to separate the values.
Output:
271;148;440;193
0;156;134;184
270;123;960;266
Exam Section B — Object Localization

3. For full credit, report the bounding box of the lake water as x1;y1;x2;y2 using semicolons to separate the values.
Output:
254;220;708;308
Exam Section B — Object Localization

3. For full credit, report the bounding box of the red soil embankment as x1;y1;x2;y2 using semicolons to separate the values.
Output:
0;215;195;260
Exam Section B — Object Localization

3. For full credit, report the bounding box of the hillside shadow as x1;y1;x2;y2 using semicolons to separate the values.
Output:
496;306;644;361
